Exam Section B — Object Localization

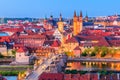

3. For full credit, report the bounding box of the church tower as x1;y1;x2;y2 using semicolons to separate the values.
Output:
73;11;78;36
73;11;83;36
79;11;83;33
57;13;64;32
85;12;88;22
43;16;48;29
43;16;47;25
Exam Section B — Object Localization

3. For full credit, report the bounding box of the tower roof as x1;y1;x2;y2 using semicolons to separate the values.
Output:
60;13;62;17
74;11;77;17
44;15;47;20
50;15;53;18
80;11;82;17
85;12;88;18
59;13;62;21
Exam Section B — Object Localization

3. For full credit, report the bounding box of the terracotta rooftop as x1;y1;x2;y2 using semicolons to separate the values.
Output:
39;72;64;80
17;47;27;53
74;46;81;50
51;40;60;47
65;37;78;43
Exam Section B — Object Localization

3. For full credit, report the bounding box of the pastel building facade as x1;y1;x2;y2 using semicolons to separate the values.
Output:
16;48;30;64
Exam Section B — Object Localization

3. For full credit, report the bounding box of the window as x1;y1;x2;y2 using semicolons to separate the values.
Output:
19;54;21;57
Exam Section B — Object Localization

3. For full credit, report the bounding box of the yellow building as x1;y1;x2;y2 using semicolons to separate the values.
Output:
57;13;64;32
73;11;83;36
63;37;79;52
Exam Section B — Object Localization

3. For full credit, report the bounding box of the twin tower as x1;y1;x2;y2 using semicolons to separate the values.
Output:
73;11;83;36
57;11;83;36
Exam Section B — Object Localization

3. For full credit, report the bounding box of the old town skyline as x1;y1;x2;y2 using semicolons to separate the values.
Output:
0;0;120;18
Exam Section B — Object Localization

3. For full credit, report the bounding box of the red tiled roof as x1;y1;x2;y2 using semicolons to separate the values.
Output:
17;47;27;52
51;40;60;47
65;37;78;43
44;31;54;35
2;28;23;32
18;34;46;39
78;35;110;47
0;36;10;42
74;46;81;50
39;72;64;80
14;44;24;47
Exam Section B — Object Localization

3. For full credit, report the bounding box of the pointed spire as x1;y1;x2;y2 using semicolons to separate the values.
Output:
86;12;88;18
80;11;82;17
44;15;47;20
85;12;88;22
50;14;53;20
60;13;62;17
59;13;62;21
74;11;77;17
50;15;53;18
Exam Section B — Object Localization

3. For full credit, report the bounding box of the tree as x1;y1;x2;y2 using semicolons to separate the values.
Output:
90;51;96;56
100;46;108;57
78;70;87;75
81;52;87;57
64;51;74;57
94;46;100;53
109;48;116;57
64;70;71;74
70;70;78;74
101;46;109;53
11;50;16;58
101;51;106;57
0;53;4;58
98;70;108;75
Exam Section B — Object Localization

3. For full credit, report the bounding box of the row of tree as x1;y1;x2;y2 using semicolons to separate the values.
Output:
81;46;120;57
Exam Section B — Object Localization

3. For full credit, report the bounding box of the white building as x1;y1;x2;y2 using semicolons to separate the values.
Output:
16;48;30;64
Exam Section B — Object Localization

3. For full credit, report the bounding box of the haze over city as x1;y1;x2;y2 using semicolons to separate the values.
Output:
0;0;120;18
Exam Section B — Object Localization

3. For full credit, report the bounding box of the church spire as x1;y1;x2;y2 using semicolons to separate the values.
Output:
44;15;47;20
59;13;62;21
86;12;88;18
50;15;53;20
80;11;82;17
74;11;77;17
85;12;88;22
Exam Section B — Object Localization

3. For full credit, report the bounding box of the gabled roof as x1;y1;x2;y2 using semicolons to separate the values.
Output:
65;37;78;43
39;72;64;80
17;47;27;53
43;40;53;46
74;46;81;50
51;40;60;47
0;36;10;42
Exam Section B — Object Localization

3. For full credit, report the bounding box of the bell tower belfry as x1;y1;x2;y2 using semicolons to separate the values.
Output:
57;13;64;32
73;11;83;36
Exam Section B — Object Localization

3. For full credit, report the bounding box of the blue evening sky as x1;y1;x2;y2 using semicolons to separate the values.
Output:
0;0;120;18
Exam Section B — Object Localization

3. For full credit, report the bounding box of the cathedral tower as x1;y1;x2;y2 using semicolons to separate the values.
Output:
73;11;83;36
79;11;83;33
73;11;78;36
57;13;64;32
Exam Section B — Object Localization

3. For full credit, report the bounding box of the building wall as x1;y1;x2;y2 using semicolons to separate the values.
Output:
94;21;120;27
58;21;64;32
0;47;7;56
63;43;79;52
73;50;81;57
73;16;83;36
16;52;29;64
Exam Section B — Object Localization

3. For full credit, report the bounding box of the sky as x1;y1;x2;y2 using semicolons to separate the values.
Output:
0;0;120;18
